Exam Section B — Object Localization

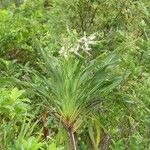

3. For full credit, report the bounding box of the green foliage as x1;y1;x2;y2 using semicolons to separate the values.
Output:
0;87;30;119
0;0;150;149
33;45;122;128
0;87;30;149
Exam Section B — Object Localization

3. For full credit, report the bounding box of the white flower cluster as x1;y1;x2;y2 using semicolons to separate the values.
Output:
59;33;97;59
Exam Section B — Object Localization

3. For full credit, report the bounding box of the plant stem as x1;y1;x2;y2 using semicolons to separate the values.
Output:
42;111;49;140
68;129;77;150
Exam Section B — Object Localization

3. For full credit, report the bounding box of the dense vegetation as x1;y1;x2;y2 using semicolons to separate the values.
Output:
0;0;149;149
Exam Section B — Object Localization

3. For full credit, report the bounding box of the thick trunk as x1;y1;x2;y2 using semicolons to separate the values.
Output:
68;129;77;150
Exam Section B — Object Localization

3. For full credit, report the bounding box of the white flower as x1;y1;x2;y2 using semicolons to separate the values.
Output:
59;33;97;58
59;46;68;59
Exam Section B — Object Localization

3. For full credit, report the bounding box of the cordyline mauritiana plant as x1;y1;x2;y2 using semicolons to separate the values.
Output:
29;35;122;150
